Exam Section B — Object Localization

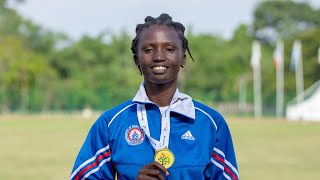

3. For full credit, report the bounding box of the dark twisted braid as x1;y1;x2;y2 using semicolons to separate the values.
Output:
131;13;195;62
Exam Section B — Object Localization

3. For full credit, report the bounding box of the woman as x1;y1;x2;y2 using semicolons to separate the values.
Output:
70;13;239;180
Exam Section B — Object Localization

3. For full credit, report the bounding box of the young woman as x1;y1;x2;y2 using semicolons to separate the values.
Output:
70;13;239;180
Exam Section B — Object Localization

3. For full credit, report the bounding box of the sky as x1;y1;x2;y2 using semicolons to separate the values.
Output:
10;0;320;40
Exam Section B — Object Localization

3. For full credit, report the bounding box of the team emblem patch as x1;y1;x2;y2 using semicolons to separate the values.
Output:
125;125;145;146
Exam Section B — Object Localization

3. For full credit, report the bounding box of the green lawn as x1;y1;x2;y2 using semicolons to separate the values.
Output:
0;115;319;180
229;117;320;179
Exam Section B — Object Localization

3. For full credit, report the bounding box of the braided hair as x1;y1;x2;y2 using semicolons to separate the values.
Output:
131;13;195;62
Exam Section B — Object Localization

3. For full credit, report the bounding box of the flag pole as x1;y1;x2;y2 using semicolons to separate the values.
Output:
293;40;304;104
238;75;248;115
251;41;262;118
254;62;262;118
274;41;284;118
318;47;320;64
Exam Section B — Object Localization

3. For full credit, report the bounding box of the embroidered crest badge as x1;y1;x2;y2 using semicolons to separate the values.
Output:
125;125;145;146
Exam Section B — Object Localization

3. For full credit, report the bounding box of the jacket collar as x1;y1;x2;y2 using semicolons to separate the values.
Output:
133;82;195;120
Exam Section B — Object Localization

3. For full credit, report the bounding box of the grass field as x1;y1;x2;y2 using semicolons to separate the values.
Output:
0;114;319;180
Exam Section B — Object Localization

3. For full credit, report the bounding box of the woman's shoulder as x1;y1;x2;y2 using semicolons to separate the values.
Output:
97;100;136;123
192;100;226;128
102;100;136;116
193;100;223;117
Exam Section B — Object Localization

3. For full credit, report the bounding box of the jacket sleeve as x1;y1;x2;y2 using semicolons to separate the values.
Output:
70;115;115;180
204;119;240;180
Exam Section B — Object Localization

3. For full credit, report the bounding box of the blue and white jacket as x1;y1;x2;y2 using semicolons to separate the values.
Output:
70;84;239;180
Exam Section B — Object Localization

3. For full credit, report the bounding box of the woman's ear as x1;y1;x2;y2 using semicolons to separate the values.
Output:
133;54;139;67
133;55;142;75
181;54;186;68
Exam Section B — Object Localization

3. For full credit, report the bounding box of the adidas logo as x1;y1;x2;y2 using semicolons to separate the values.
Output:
181;130;195;141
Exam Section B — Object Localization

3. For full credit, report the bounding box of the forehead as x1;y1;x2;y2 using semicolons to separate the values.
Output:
138;25;181;45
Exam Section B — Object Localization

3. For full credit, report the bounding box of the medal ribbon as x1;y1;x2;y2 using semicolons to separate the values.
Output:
137;103;171;150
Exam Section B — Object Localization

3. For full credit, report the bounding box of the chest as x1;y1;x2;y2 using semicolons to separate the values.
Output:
109;111;216;168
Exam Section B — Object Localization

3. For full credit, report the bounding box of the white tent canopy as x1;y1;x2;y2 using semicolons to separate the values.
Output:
286;80;320;121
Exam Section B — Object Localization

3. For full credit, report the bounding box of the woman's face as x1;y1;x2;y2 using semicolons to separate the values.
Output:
134;25;186;86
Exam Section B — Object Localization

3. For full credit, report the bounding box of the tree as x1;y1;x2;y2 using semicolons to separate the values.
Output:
185;28;253;105
253;1;320;43
49;32;141;110
0;36;56;111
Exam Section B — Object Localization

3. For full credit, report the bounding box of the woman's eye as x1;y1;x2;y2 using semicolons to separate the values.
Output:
144;48;153;53
166;48;175;52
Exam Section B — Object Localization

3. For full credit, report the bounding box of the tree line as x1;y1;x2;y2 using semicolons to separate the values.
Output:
0;0;319;115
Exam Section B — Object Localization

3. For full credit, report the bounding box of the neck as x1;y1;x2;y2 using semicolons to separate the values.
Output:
144;81;177;107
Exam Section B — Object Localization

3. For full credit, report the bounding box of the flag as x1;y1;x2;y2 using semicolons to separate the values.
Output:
250;41;261;69
273;41;284;70
290;40;301;71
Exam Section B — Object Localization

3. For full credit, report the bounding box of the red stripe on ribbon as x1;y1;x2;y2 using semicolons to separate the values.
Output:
212;153;238;180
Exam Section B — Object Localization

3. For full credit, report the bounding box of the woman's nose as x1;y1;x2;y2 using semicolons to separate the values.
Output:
153;50;166;61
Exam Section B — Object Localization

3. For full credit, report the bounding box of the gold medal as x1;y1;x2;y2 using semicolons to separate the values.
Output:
154;148;175;168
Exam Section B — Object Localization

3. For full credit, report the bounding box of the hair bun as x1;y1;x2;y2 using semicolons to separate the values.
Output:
158;13;172;22
144;16;156;23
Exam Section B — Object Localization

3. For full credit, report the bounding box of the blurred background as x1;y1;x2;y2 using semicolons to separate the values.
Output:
0;0;320;179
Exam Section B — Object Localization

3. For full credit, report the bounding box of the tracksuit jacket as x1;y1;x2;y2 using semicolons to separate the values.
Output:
70;83;239;180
